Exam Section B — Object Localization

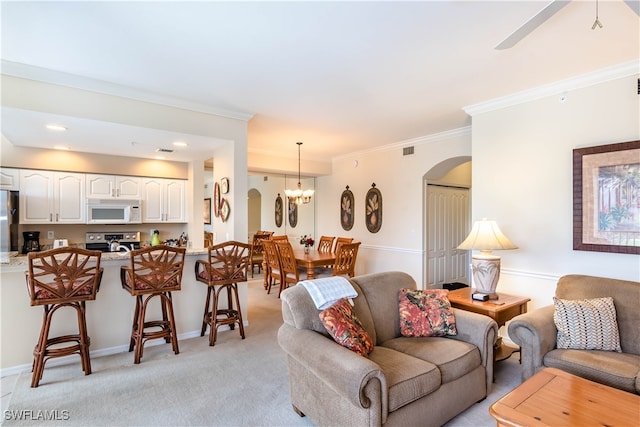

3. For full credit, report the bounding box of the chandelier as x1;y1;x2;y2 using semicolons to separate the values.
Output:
285;142;314;205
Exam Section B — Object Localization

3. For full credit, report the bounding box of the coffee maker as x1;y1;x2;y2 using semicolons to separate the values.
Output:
22;231;41;254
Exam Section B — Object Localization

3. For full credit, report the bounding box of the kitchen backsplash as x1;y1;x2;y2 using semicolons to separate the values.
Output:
19;223;188;249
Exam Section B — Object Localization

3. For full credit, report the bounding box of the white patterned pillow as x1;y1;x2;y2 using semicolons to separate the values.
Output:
553;297;621;352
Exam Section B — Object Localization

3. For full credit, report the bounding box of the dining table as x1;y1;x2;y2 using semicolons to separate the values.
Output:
293;248;336;280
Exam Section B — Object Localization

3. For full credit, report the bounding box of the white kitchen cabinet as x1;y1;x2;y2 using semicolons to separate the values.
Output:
142;178;186;223
20;170;86;224
0;168;20;190
86;174;141;199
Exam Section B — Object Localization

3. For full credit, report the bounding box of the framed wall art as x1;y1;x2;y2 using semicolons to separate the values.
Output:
365;183;382;233
214;182;221;218
573;139;640;254
341;185;354;231
220;198;231;222
221;177;230;194
204;198;211;224
288;198;298;228
275;193;283;228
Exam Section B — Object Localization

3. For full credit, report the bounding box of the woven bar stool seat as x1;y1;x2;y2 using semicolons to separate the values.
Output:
26;247;103;387
120;245;185;364
194;241;250;346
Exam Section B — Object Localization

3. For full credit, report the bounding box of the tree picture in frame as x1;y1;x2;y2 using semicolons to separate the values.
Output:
573;140;640;254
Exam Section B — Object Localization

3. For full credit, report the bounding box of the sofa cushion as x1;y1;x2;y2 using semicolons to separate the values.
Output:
381;336;481;384
543;349;640;394
553;297;621;352
399;289;457;337
368;346;441;412
319;298;374;357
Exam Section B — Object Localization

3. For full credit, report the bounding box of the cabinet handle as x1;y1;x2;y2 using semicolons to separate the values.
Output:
56;213;59;222
50;213;53;222
117;189;120;197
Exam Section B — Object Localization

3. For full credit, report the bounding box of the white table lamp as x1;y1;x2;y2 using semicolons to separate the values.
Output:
457;219;517;299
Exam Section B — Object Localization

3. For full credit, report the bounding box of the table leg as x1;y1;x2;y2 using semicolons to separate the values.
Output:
306;267;315;279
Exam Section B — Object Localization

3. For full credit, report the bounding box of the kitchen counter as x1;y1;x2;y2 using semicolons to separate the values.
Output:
0;247;248;373
0;248;209;272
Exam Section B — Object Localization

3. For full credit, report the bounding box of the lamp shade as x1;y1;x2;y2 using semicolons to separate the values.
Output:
457;219;517;253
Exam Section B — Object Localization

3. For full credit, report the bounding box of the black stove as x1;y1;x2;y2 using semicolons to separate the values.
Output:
85;231;141;252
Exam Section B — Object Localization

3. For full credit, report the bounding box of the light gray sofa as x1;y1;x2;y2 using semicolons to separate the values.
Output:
277;271;498;427
508;274;640;394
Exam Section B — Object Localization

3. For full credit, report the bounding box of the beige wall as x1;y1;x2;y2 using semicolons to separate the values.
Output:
470;72;639;315
316;129;472;283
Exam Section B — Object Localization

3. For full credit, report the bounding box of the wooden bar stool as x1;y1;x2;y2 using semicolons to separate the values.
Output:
194;241;250;346
120;245;185;364
25;247;103;387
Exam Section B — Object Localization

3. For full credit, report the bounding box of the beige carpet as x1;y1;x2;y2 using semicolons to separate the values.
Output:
5;279;523;426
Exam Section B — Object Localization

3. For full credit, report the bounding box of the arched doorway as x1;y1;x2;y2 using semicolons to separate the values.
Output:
423;157;472;289
248;188;261;240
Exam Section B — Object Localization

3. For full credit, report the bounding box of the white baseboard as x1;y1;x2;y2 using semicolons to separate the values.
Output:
0;323;247;378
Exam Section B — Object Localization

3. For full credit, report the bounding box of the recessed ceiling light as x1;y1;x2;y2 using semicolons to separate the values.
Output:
53;145;70;150
155;156;166;160
172;141;187;147
46;124;67;131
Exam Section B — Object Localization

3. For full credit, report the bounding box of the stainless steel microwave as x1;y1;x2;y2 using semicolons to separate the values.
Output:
86;199;142;224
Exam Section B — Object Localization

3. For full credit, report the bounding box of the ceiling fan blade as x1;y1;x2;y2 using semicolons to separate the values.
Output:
624;0;640;16
495;0;571;50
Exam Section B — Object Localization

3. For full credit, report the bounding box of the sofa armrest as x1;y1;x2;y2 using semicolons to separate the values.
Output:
277;323;387;417
450;308;498;393
507;305;557;380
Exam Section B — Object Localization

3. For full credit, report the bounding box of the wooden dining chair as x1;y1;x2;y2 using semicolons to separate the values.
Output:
274;240;300;297
26;247;103;387
271;235;289;241
120;245;185;363
204;231;214;248
194;241;251;346
334;237;354;253
262;239;282;294
249;231;273;278
317;236;335;253
316;241;361;278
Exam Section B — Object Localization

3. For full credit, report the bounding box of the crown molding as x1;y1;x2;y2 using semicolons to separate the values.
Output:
332;126;472;162
1;60;255;122
463;60;640;116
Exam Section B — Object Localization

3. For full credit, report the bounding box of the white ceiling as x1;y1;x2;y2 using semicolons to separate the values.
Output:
1;1;639;163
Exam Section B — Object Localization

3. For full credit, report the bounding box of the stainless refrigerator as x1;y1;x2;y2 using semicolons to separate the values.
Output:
1;190;19;252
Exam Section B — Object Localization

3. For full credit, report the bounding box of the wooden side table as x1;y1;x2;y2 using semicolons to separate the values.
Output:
447;287;530;362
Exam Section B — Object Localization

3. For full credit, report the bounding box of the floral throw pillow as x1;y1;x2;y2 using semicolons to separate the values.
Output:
319;298;374;357
399;289;457;337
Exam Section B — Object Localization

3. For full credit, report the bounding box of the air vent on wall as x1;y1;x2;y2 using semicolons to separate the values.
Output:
403;146;415;156
156;148;174;153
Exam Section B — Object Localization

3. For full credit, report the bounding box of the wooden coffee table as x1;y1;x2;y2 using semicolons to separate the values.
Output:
490;367;640;426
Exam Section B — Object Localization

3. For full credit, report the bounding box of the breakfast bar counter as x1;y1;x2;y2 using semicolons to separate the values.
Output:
0;249;249;372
